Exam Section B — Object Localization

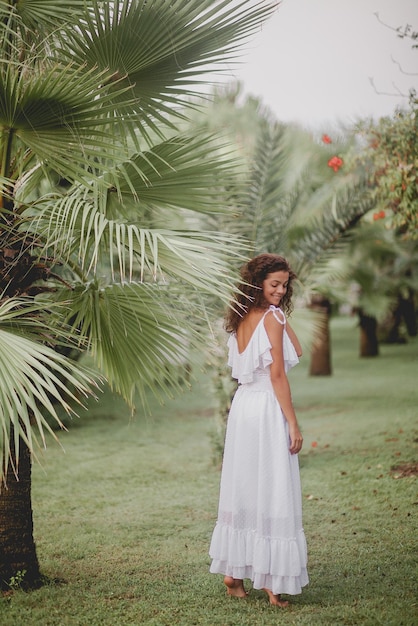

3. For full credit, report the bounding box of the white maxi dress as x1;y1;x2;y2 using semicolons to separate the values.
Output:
209;305;308;595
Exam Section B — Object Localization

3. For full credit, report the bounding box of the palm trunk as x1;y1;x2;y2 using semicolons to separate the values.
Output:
0;429;42;590
309;296;332;376
358;309;379;357
381;296;406;344
379;289;417;344
401;288;417;337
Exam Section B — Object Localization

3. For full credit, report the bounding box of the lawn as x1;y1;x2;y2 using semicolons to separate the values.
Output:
0;316;417;626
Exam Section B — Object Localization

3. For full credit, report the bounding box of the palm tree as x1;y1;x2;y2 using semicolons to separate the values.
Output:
341;218;418;356
200;91;375;371
0;0;276;588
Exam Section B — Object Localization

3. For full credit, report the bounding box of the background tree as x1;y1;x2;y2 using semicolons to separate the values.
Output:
339;217;418;356
354;22;418;350
358;102;418;238
362;15;417;238
0;0;276;589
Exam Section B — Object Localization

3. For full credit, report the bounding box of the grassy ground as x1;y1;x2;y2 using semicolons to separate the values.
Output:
0;316;417;626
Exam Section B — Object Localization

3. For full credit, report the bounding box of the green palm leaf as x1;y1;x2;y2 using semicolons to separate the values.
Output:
32;192;244;294
0;0;89;30
0;297;99;475
62;0;277;140
0;58;133;185
226;120;304;256
54;281;205;404
22;130;245;291
290;178;375;279
107;133;238;215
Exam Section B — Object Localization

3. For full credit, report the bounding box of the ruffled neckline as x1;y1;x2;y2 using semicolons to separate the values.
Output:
228;307;299;383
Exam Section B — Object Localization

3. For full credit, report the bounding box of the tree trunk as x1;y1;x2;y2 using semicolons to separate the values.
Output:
379;296;406;344
358;310;379;357
309;296;332;376
379;289;417;344
401;288;417;337
0;430;42;590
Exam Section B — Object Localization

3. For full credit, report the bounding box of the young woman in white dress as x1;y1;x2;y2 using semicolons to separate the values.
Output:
209;253;308;607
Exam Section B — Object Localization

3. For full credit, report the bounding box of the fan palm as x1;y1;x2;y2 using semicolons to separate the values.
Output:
0;0;277;588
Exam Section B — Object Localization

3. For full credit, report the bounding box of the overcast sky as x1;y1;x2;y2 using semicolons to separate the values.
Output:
220;0;418;129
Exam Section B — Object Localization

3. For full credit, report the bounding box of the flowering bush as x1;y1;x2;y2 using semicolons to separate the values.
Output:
358;104;418;237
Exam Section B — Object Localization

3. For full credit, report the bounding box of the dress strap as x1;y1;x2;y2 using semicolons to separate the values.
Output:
264;305;286;325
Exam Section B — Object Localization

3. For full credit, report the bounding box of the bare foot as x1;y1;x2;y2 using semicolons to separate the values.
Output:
262;588;289;607
224;576;247;598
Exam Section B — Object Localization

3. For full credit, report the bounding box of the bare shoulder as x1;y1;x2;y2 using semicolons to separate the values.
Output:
263;309;284;342
264;307;285;326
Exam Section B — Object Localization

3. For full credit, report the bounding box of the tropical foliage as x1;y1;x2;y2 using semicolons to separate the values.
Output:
198;89;376;365
0;0;276;473
338;214;418;355
201;88;374;289
0;0;277;587
358;15;417;239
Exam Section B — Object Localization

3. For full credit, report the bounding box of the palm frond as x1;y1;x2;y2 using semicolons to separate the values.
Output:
53;280;209;405
105;133;239;215
0;58;135;185
0;0;90;30
31;191;245;294
227;121;291;253
61;0;277;141
290;180;375;279
0;297;99;476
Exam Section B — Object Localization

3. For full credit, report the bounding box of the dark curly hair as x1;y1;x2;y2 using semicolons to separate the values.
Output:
225;253;296;333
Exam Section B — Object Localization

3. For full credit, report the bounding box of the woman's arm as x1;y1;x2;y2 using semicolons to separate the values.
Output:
285;320;302;357
264;313;303;454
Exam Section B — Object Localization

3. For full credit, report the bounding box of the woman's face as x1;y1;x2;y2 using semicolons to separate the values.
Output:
262;270;289;307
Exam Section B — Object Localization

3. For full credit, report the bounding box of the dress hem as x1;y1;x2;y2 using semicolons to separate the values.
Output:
209;560;309;596
209;523;309;595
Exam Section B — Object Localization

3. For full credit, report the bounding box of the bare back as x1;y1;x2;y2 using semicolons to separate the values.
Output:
236;310;266;354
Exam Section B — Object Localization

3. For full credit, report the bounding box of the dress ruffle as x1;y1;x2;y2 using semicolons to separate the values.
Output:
227;306;299;383
209;523;308;595
282;331;299;372
227;328;272;384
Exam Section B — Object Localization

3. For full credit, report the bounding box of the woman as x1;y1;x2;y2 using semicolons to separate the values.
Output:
209;253;308;607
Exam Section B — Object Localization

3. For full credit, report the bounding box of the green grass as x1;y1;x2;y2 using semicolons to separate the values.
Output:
1;316;417;626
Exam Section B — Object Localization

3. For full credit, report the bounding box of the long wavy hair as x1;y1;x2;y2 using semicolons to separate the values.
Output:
225;253;296;333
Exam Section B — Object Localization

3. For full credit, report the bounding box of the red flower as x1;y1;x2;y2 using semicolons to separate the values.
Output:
373;210;386;221
327;156;343;172
322;134;332;144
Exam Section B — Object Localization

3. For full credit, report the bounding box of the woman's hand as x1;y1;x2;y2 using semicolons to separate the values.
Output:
289;424;303;454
